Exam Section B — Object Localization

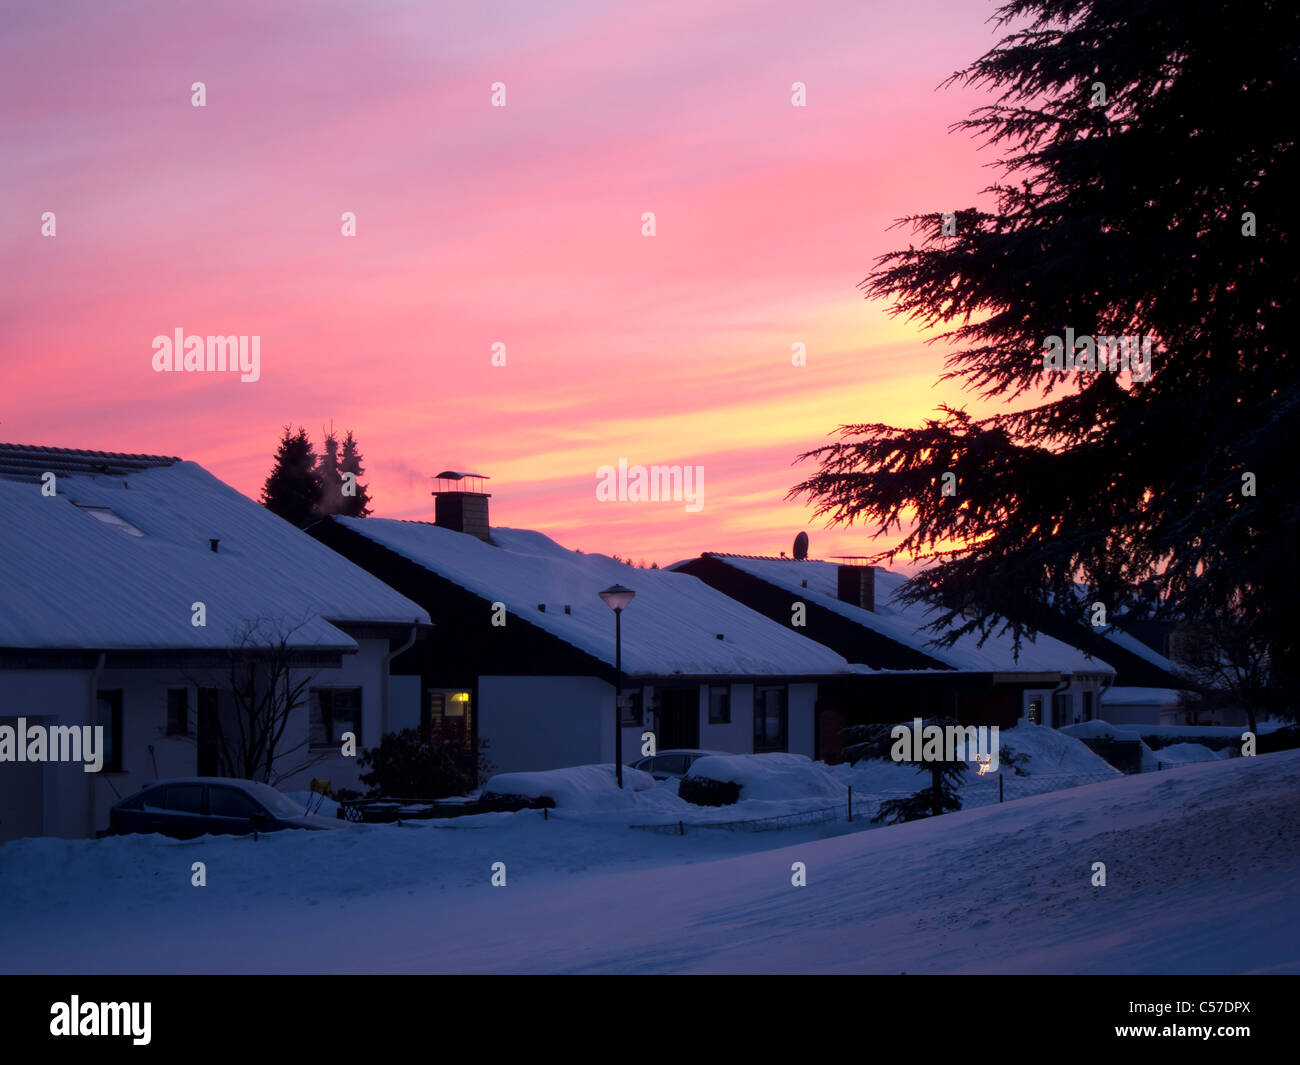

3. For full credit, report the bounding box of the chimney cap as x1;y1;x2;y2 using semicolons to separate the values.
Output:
433;470;490;481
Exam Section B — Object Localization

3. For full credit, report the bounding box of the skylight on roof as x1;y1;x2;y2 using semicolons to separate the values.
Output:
73;503;144;537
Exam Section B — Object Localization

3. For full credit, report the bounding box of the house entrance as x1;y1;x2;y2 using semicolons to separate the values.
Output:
658;689;698;749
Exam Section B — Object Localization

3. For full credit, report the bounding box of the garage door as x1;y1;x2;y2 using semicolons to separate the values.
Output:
0;718;44;842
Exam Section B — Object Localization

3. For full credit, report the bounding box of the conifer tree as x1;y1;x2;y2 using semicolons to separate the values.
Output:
339;429;373;517
261;426;321;528
842;719;967;823
791;0;1299;709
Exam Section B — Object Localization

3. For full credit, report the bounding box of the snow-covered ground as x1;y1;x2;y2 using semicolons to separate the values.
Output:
2;747;1297;973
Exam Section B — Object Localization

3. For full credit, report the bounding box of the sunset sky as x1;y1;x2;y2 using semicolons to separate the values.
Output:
2;0;1008;566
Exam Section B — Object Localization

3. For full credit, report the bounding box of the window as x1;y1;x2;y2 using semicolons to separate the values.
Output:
164;783;204;815
310;688;362;750
94;690;123;772
651;754;687;776
139;786;167;812
72;503;144;537
754;686;788;752
1082;691;1095;722
208;787;263;820
1026;696;1043;725
1052;692;1074;728
425;691;473;747
619;689;643;727
708;685;731;724
167;688;189;735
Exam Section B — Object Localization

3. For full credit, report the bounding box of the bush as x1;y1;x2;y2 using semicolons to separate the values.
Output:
477;792;556;813
356;728;484;799
678;775;741;807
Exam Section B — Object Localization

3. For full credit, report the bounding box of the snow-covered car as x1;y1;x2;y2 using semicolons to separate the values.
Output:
628;750;728;780
108;778;351;839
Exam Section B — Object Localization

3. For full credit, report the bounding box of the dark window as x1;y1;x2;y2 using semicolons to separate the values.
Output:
139;786;167;812
619;689;643;727
754;686;788;752
167;688;189;735
708;685;731;724
310;688;362;750
164;783;204;815
652;754;688;775
94;690;124;772
1052;693;1074;728
1082;691;1095;721
208;787;263;820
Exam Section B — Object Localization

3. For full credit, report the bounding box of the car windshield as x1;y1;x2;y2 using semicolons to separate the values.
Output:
234;781;306;817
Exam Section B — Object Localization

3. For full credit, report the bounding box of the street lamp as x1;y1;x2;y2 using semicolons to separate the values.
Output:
599;583;636;787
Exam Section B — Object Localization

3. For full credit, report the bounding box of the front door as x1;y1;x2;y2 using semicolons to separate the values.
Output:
658;689;699;749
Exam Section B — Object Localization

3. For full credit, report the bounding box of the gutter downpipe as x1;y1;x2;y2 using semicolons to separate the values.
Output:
87;652;106;836
381;625;419;737
1050;673;1073;729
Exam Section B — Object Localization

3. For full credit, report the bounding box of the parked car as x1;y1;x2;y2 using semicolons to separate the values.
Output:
108;778;351;839
628;750;727;781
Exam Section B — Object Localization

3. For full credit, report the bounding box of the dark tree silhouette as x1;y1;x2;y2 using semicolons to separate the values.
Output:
842;719;968;823
339;429;373;517
791;0;1298;710
261;426;321;528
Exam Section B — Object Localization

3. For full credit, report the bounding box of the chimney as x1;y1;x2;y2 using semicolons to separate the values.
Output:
836;564;875;611
431;471;492;542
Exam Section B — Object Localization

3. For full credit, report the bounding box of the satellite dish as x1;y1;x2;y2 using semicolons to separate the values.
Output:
792;531;809;560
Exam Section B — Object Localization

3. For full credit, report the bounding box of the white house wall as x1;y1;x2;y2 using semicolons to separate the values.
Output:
479;674;608;774
0;669;91;841
788;682;818;758
698;682;753;754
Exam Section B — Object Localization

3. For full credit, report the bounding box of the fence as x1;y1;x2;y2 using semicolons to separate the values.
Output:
626;758;1211;835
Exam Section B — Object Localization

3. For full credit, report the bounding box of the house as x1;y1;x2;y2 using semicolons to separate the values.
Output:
0;444;430;841
308;481;855;775
671;553;1118;757
1017;590;1200;725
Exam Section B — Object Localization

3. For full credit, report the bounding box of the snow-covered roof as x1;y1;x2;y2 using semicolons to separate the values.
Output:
0;453;429;651
332;519;854;678
689;554;1114;676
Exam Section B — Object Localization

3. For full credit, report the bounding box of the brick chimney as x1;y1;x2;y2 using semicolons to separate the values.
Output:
432;471;491;542
836;564;875;611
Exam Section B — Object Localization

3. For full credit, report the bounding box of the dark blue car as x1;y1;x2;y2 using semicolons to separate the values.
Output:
108;778;349;839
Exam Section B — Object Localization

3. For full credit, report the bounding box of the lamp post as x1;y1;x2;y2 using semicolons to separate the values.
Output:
599;583;636;787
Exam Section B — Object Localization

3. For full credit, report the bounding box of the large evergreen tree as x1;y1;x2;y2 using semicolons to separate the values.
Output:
339;429;373;517
260;426;321;528
792;0;1298;709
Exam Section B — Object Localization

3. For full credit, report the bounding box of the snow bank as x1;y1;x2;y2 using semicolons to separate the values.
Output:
685;753;844;800
482;764;659;810
1061;720;1140;742
1150;742;1227;765
827;722;1120;801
